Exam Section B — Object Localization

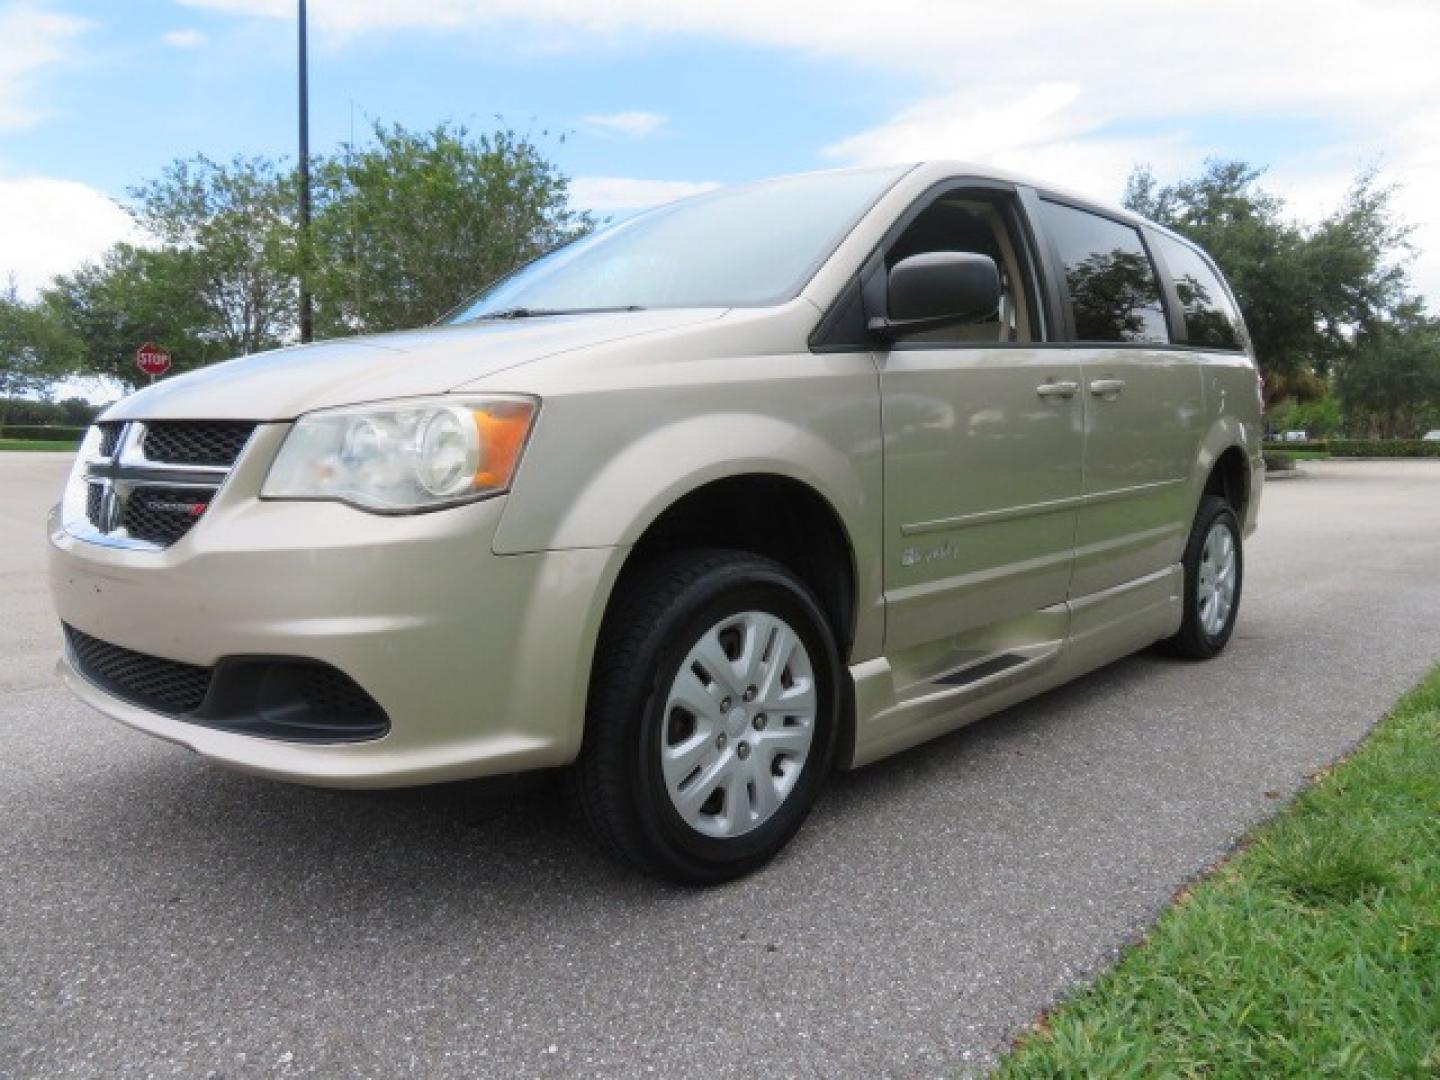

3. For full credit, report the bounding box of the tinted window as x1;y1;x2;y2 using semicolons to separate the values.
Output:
1038;200;1168;344
449;166;907;319
1151;233;1243;350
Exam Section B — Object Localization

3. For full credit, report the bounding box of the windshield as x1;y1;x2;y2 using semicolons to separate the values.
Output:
449;166;908;321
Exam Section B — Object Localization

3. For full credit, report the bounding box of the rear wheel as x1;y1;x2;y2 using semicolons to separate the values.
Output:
1165;495;1243;659
572;549;840;884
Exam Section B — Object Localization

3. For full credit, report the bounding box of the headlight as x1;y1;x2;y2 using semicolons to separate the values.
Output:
261;395;538;513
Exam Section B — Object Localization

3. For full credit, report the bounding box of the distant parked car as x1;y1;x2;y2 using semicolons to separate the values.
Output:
1423;430;1440;442
1281;430;1309;443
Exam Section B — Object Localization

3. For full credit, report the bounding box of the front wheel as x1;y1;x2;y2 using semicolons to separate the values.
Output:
572;550;841;884
1165;495;1243;659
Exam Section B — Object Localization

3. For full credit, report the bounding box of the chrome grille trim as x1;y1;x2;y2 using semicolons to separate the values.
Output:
62;420;258;551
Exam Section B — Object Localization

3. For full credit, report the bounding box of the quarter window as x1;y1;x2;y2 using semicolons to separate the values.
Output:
1151;233;1243;350
1038;200;1169;344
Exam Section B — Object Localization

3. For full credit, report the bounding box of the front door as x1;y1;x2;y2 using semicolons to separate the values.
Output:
879;188;1084;662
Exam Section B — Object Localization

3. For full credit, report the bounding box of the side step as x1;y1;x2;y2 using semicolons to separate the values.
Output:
850;642;1065;766
933;651;1029;687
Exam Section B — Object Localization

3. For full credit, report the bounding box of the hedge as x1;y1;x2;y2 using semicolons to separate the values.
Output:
0;424;86;441
0;396;100;427
1328;439;1440;458
1265;440;1330;454
1264;439;1440;457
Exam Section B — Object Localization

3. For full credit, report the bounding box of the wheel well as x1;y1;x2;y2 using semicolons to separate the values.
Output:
1205;446;1250;517
618;475;858;657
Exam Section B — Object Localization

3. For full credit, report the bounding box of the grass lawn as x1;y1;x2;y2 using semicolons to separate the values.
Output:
997;665;1440;1078
0;438;79;452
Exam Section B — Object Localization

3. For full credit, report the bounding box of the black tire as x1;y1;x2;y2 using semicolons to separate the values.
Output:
571;549;841;884
1164;495;1243;660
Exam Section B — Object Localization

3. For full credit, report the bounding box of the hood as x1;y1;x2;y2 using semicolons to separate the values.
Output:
102;309;726;421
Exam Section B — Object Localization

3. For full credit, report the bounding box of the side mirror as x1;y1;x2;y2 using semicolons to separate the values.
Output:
868;251;1000;340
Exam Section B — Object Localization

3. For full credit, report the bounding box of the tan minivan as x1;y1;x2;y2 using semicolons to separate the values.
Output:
50;162;1262;883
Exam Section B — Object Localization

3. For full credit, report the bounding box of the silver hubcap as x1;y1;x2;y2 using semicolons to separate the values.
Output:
660;611;817;838
1196;521;1237;637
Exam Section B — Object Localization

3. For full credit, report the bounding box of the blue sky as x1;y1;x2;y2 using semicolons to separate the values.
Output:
2;0;1438;304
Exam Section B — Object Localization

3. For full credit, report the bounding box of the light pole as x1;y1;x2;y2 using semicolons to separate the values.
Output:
298;0;314;343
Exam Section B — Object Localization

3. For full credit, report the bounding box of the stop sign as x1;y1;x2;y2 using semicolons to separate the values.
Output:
136;342;172;378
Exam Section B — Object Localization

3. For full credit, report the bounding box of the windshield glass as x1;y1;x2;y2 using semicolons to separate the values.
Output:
449;166;907;321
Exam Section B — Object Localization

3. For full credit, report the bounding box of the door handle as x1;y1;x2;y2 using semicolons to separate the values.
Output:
1036;380;1080;400
1089;378;1126;398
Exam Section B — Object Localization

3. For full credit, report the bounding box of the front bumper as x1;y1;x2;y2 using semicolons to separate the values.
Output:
49;426;623;788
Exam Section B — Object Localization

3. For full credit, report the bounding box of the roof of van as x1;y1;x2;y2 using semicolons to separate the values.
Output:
905;160;1154;229
741;160;1164;235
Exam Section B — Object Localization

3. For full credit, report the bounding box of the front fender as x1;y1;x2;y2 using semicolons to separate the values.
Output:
491;367;886;659
506;412;865;550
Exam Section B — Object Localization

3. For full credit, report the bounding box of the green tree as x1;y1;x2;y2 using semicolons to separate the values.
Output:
42;155;297;391
1287;394;1344;438
309;123;591;335
128;155;298;356
34;123;588;390
0;281;81;423
41;244;225;390
1123;161;1414;400
1335;302;1440;438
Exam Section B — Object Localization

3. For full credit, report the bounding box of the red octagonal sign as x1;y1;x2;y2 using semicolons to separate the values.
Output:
136;342;172;378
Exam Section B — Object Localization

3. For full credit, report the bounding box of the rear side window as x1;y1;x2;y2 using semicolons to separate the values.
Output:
1151;233;1244;350
1037;200;1168;344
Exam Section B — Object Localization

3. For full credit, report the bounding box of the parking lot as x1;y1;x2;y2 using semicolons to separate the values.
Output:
3;453;1439;1078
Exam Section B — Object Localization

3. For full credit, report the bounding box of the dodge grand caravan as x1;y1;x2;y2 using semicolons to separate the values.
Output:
50;163;1263;883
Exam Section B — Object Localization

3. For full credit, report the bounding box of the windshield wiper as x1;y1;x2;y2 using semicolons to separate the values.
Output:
473;305;646;321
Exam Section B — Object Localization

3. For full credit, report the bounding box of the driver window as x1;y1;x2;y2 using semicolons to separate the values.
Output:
886;194;1036;345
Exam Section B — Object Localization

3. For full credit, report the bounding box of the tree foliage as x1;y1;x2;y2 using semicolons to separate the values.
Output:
16;124;588;394
1335;301;1440;438
127;155;298;357
0;280;81;418
1266;393;1344;439
42;244;228;390
309;123;592;335
37;155;297;391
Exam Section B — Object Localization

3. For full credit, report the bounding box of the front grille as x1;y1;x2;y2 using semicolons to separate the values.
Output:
68;420;258;551
97;423;122;457
65;625;213;714
142;422;255;467
63;624;390;742
120;486;212;546
85;481;103;524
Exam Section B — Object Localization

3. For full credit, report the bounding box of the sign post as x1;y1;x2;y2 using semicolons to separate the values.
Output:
135;342;172;383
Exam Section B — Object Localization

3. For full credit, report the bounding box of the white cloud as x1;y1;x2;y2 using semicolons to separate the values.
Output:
162;28;208;48
0;178;135;297
0;3;87;130
819;82;1193;198
169;0;1440;304
175;0;1439;99
581;111;667;139
569;176;719;212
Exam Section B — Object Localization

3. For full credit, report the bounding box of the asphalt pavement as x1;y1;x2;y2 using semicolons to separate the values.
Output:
3;454;1439;1078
